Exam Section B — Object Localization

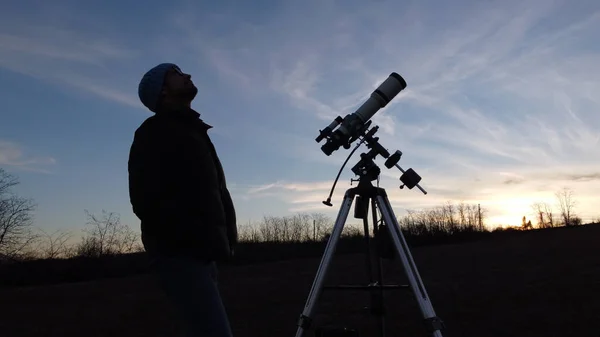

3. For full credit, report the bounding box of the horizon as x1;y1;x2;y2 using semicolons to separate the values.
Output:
1;0;599;241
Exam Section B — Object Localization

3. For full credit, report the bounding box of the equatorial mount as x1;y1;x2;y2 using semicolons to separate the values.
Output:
321;124;427;207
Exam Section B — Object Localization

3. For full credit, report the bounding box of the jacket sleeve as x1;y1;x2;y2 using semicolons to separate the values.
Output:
128;124;182;223
128;125;163;221
221;182;238;251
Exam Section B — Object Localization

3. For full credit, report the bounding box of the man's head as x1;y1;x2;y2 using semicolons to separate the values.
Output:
138;63;198;112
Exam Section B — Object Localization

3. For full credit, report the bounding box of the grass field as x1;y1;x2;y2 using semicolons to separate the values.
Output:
1;224;599;337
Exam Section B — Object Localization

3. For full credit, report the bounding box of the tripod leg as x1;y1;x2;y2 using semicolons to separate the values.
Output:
295;192;355;337
370;198;386;337
375;194;445;337
357;196;375;282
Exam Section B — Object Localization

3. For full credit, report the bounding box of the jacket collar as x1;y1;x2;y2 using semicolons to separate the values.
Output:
156;107;213;130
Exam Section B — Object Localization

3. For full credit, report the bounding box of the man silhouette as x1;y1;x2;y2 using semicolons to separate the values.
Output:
128;63;237;337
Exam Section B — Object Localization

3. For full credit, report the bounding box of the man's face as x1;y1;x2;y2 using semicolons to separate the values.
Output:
161;66;198;104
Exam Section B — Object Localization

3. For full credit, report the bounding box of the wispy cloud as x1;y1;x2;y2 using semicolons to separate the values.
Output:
0;27;135;64
57;74;142;108
0;12;143;108
245;179;343;213
248;181;334;194
242;158;600;226
2;0;599;229
0;140;56;173
180;0;600;226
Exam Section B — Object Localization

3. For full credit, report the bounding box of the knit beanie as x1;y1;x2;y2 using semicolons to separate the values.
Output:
138;63;180;112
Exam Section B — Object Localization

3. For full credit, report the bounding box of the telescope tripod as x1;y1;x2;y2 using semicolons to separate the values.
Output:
295;177;445;337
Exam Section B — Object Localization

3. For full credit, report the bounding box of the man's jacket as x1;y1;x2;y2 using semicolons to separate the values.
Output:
127;108;237;262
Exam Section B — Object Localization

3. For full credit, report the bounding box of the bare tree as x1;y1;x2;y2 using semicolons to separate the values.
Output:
477;203;486;232
286;213;309;242
398;202;488;236
531;202;556;229
521;215;533;230
531;202;546;229
555;188;578;227
0;169;37;259
543;203;555;227
238;220;262;243
75;210;141;257
457;202;467;229
237;213;332;243
259;215;279;243
311;212;331;241
36;229;73;259
442;201;457;234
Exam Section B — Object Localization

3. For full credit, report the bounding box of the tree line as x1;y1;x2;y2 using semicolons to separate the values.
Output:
0;168;596;263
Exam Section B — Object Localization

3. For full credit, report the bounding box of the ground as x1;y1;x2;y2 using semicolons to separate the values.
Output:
1;225;599;337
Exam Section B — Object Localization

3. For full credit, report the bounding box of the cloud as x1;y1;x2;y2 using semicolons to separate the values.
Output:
0;28;135;64
165;1;598;154
57;74;142;108
0;16;143;109
248;180;334;195
564;173;600;182
244;179;345;214
503;178;525;185
168;0;600;226
0;140;56;173
3;1;598;228
243;159;600;227
165;1;393;118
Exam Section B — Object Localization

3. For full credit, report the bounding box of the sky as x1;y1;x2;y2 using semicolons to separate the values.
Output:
0;0;599;240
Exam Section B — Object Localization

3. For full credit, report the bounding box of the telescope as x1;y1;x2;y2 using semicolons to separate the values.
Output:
315;72;407;156
297;73;445;337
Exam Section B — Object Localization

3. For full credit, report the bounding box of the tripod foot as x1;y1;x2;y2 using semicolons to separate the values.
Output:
425;316;446;335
